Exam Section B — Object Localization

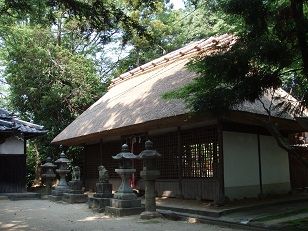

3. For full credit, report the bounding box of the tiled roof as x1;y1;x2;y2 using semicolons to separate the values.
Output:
0;108;47;138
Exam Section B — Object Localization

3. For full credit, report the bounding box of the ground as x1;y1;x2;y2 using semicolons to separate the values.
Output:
0;199;247;231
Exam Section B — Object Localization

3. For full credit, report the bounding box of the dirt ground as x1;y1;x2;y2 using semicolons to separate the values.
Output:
0;199;248;231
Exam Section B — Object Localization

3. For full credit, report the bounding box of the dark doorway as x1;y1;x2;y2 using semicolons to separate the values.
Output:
0;154;26;193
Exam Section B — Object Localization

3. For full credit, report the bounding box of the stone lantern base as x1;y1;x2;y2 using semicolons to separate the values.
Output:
62;180;88;203
105;194;144;216
62;193;88;203
48;188;70;201
88;182;113;212
104;168;144;216
140;211;162;219
105;202;144;217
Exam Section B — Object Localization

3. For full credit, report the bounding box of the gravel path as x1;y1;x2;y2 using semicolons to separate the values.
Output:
0;199;247;231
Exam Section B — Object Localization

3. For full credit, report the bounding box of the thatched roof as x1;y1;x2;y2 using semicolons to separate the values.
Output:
52;34;299;145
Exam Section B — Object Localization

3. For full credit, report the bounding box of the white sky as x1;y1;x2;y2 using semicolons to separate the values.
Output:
170;0;185;9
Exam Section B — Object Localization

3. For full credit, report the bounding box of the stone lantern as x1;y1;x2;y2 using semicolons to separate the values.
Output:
41;157;56;195
112;144;138;200
138;140;161;219
105;144;144;216
49;147;71;201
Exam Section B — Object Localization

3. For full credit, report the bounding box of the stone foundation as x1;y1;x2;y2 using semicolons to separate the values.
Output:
62;193;88;203
105;206;144;217
88;197;111;213
48;195;62;202
111;198;141;208
104;198;144;217
89;182;113;212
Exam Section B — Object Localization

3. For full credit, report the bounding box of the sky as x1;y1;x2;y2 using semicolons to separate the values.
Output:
170;0;185;10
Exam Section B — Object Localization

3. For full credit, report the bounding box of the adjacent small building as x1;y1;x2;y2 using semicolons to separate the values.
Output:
52;34;304;203
0;109;46;193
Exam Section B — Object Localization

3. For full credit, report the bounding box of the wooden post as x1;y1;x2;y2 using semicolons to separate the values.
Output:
83;146;88;189
177;126;183;198
257;133;263;196
215;120;225;204
99;139;103;165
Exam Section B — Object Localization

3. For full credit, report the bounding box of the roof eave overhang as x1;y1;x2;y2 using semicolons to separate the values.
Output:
51;111;302;147
51;113;219;146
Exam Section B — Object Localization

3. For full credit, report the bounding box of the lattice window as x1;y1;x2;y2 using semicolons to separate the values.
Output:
152;132;179;179
181;127;218;178
102;141;122;178
84;144;100;178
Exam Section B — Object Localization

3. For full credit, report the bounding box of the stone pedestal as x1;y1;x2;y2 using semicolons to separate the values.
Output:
95;183;113;198
49;180;70;201
105;198;144;217
105;169;144;216
62;180;87;203
88;183;113;212
43;177;54;195
139;170;161;219
88;197;111;213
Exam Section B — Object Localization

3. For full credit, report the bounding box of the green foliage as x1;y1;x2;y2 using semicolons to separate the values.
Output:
0;25;105;186
0;0;190;187
111;2;188;77
167;0;308;116
2;26;105;133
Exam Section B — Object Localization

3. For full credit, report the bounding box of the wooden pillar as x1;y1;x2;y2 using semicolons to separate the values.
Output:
257;133;263;196
99;139;103;165
83;146;88;189
215;120;225;204
177;126;183;198
23;137;27;191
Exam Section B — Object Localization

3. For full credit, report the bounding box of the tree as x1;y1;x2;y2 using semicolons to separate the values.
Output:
167;0;307;115
165;0;308;166
0;0;164;45
0;0;181;186
0;25;106;185
2;25;104;138
111;3;187;77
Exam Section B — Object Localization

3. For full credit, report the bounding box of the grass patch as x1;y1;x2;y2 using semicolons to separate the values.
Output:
254;208;308;222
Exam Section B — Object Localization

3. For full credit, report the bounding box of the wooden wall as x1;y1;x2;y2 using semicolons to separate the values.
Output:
83;140;121;190
0;154;26;193
289;148;308;189
83;125;222;201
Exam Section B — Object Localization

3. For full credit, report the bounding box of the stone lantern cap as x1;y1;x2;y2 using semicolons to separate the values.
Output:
112;144;137;160
138;140;161;159
41;157;56;168
55;151;70;164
